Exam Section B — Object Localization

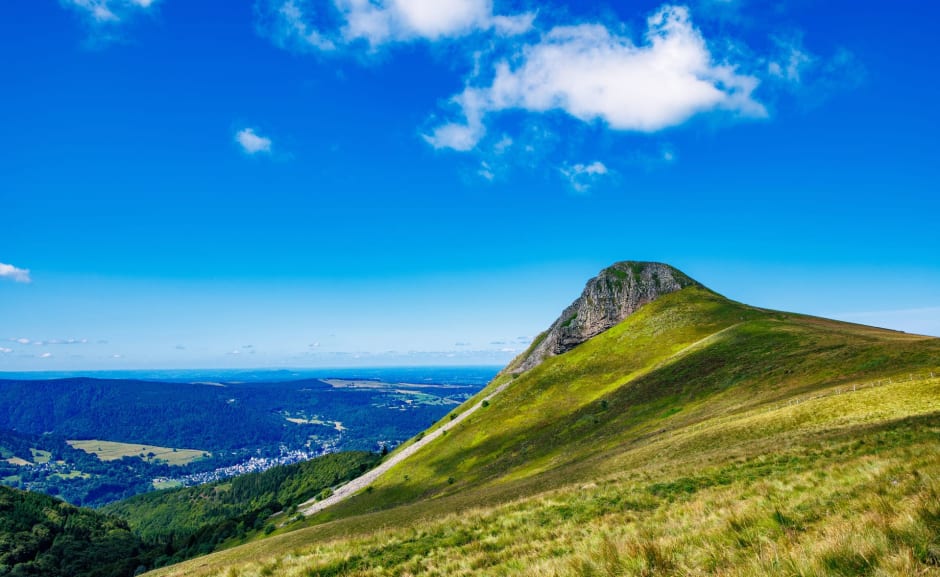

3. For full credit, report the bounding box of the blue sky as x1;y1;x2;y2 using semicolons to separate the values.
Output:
1;0;938;371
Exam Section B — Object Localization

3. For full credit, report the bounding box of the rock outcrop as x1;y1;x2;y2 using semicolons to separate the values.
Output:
507;261;702;374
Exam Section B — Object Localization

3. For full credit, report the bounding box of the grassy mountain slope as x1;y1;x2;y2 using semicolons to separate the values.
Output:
147;285;940;577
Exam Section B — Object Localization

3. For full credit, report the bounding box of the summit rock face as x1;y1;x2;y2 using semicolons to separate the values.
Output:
508;262;702;374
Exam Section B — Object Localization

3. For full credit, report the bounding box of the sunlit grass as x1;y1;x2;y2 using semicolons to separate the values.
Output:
148;376;940;577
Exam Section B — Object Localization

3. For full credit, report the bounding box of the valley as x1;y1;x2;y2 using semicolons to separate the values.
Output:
0;373;488;507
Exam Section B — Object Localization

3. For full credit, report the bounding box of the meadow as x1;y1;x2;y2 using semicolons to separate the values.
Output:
67;440;209;466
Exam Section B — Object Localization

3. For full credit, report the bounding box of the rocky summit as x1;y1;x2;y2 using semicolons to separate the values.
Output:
508;261;702;373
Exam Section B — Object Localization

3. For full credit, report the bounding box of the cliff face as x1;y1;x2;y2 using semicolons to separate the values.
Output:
507;262;702;374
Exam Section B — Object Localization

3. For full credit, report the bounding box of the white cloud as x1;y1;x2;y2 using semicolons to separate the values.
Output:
339;0;533;45
560;161;610;193
12;338;31;345
236;128;273;154
62;0;158;24
0;263;31;283
427;5;765;151
0;348;12;354
39;353;53;359
257;0;533;51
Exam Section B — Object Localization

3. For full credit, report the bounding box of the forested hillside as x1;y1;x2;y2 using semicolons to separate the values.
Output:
104;451;380;566
0;485;148;577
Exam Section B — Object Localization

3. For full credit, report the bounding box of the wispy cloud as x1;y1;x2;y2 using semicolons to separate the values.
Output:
767;35;815;83
560;161;610;193
257;0;337;53
764;35;866;107
61;0;159;43
8;337;91;346
426;6;765;151
39;352;53;359
227;346;257;355
0;262;31;283
235;128;273;154
0;348;12;354
44;338;90;345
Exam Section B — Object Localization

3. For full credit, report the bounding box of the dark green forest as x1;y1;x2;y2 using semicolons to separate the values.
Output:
0;485;147;577
0;378;467;452
1;450;380;575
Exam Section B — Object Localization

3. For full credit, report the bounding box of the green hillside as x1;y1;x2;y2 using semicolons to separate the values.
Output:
103;451;379;566
144;275;940;577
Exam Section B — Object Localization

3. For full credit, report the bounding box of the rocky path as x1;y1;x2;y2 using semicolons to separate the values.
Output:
299;380;512;517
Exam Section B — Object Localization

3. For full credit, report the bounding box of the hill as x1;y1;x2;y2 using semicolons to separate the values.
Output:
146;261;940;577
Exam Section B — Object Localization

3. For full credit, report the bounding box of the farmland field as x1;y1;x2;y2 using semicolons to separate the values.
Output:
67;440;210;466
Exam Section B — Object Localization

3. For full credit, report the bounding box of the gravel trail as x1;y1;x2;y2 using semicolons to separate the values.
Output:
299;380;510;517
